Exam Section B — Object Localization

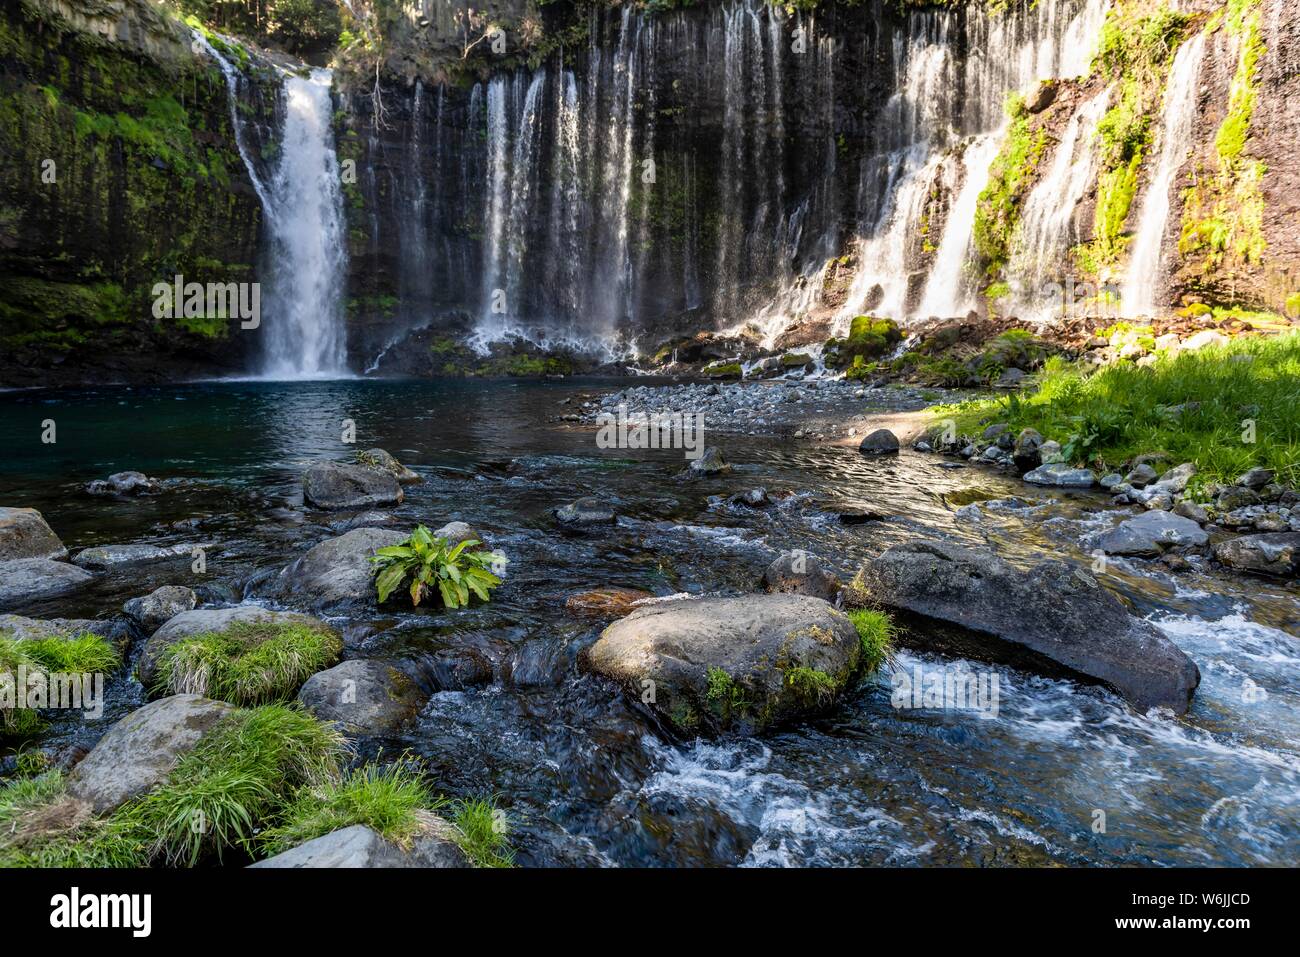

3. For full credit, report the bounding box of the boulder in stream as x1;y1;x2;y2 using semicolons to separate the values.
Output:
265;527;407;610
554;498;617;526
0;507;67;561
297;658;427;733
71;542;193;569
760;551;841;601
1212;532;1300;578
356;448;422;484
122;585;198;632
858;428;900;455
0;558;94;610
857;541;1200;714
302;461;403;510
85;471;159;496
582;594;863;734
250;820;468;868
1022;463;1097;488
66;694;234;814
1094;510;1209;557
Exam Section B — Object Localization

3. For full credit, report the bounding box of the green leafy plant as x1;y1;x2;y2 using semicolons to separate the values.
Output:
370;525;505;608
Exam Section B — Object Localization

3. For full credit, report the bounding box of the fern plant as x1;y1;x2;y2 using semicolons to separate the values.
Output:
370;525;505;608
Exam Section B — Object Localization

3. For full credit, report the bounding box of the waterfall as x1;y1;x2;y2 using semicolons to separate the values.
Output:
1121;30;1207;317
1009;86;1112;318
837;0;1111;327
261;70;349;378
917;133;1002;317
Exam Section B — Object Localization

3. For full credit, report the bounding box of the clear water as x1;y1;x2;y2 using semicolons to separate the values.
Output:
1;379;1296;866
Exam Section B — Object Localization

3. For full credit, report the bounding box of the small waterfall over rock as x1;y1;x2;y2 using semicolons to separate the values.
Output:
261;69;349;378
1121;30;1207;317
1009;86;1112;319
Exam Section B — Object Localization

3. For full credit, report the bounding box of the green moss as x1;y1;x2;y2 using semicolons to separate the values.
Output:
152;619;342;706
783;666;838;705
702;361;743;378
974;94;1049;281
705;666;748;719
1285;293;1300;319
781;352;812;367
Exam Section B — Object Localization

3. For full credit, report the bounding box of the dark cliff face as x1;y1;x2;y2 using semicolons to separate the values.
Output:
0;0;281;387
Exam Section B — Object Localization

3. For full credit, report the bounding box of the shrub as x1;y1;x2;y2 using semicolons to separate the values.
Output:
371;525;505;608
152;619;342;705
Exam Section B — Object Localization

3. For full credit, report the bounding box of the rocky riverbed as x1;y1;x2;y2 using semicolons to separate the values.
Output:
1;376;1297;867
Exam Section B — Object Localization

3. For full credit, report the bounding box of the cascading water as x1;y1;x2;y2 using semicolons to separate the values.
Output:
1009;86;1112;320
1121;30;1207;317
192;32;348;378
261;69;349;378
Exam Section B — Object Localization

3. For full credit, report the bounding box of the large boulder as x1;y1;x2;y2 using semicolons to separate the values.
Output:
137;606;328;689
0;558;93;609
1212;533;1300;578
122;585;198;633
1022;463;1096;488
302;462;403;510
858;428;900;456
858;541;1199;714
582;594;863;734
71;543;192;569
250;819;468;868
759;551;841;601
265;527;407;609
356;448;422;484
1094;510;1209;557
0;507;66;561
298;658;427;733
66;694;234;813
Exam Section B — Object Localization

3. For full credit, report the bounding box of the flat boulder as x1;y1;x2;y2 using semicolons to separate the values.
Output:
554;498;616;526
1212;532;1300;578
302;461;403;510
858;540;1200;714
250;819;467;868
0;613;126;645
265;527;407;610
1022;463;1096;488
71;543;192;569
298;658;427;733
356;448;422;484
1094;510;1209;557
582;594;863;734
0;558;93;610
138;605;327;689
66;694;234;813
0;507;66;561
759;551;841;602
122;585;198;632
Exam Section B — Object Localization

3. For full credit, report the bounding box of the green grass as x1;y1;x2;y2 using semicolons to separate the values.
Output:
152;619;341;705
260;762;437;855
847;610;894;674
930;332;1300;489
451;797;515;868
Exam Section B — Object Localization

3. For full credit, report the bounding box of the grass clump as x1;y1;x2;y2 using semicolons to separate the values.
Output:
848;609;894;674
930;332;1300;487
260;761;436;855
451;796;515;868
152;619;341;705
